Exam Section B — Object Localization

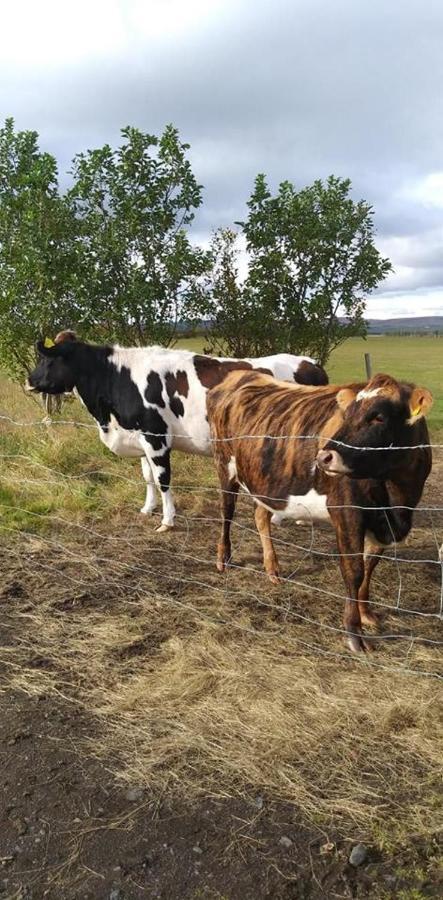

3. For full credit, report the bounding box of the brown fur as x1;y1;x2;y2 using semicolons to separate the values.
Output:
54;330;77;344
194;356;255;389
165;370;189;399
294;359;328;386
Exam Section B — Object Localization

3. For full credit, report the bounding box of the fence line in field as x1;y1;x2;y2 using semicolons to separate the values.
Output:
0;413;442;681
1;513;442;682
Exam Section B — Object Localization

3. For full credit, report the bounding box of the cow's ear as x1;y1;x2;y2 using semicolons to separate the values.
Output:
36;340;56;357
407;387;433;424
36;340;72;358
336;388;357;412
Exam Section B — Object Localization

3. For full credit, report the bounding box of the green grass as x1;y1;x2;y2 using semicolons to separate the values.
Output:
327;335;443;434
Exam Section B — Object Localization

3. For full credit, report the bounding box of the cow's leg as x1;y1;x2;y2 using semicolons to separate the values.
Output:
332;516;373;653
216;464;239;573
140;437;175;532
254;504;280;584
358;538;385;627
139;456;158;516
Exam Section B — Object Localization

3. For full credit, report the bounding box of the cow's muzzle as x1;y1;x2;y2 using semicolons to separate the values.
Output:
316;448;351;476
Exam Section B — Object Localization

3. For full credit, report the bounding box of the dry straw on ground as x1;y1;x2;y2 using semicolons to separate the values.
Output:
1;488;442;847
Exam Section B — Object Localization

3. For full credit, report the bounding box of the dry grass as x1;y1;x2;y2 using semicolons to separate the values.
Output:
1;365;443;850
1;495;442;848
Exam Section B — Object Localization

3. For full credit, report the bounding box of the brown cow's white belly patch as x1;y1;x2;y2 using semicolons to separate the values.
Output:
272;489;330;524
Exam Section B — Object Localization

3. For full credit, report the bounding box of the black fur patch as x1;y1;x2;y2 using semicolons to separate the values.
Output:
145;371;165;407
170;396;185;418
261;437;276;477
152;451;171;491
165;371;188;418
141;408;168;452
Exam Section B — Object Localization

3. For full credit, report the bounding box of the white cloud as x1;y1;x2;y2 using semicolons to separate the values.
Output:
0;0;223;67
366;289;443;319
401;172;443;209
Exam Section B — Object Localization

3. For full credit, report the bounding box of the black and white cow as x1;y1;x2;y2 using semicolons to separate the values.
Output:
26;332;328;531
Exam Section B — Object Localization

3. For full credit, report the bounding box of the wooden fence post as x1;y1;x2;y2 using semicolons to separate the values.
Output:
364;353;372;380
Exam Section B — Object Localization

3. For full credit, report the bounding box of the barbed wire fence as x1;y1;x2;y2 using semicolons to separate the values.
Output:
1;409;443;682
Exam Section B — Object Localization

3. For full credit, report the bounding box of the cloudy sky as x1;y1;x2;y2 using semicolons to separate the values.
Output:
1;0;442;318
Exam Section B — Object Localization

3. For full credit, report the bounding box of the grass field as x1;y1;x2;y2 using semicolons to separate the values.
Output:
0;335;442;895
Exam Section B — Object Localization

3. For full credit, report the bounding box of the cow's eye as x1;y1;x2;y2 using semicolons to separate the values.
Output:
371;413;385;425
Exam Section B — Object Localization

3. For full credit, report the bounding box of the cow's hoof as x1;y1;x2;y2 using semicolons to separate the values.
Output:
140;506;156;516
155;523;174;533
346;631;375;653
268;573;280;585
216;561;226;573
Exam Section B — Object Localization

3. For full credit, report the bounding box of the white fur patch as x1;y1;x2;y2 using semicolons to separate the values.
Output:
98;415;143;458
228;456;238;481
272;489;329;524
356;388;381;401
244;353;316;380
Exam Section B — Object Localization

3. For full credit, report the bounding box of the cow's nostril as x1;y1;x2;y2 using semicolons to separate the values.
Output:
322;451;333;465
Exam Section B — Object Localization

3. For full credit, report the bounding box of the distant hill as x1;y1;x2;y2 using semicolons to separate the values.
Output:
366;316;443;334
177;316;443;336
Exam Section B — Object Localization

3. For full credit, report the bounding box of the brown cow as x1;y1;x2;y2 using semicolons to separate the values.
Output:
207;371;433;652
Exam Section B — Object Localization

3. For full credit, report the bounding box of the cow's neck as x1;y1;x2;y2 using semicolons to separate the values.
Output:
374;436;431;543
73;347;115;428
385;423;431;507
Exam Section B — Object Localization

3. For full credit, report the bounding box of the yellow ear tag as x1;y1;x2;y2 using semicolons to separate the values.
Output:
44;337;55;348
411;405;421;418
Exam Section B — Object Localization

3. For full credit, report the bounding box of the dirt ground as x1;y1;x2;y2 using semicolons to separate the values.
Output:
1;688;442;900
1;457;443;898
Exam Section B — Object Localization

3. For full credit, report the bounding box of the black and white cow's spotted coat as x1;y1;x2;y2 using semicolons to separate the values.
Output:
27;334;328;530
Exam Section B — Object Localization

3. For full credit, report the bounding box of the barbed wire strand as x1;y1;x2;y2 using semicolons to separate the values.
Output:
1;413;443;451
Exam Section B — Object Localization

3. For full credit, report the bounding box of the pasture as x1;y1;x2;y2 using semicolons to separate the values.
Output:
0;335;442;898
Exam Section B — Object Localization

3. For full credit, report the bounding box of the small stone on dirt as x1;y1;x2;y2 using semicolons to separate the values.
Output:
349;843;368;866
279;836;293;849
12;817;28;836
109;889;121;900
320;841;335;855
192;845;203;854
125;787;144;802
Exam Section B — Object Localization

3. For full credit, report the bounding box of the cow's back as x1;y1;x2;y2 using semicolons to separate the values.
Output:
246;353;328;385
207;370;339;503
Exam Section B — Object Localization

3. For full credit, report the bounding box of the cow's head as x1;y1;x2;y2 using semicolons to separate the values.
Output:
316;373;433;479
26;331;79;395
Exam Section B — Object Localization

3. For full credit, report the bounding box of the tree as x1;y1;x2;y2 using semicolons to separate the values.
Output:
206;175;392;364
0;118;79;378
68;125;210;346
202;228;262;357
